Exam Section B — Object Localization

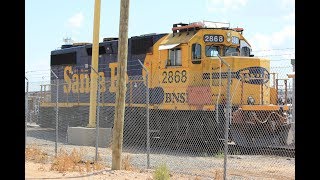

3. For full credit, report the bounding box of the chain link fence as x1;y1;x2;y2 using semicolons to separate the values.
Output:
26;64;295;179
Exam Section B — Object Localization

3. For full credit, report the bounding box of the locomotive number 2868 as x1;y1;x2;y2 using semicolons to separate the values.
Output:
162;70;187;83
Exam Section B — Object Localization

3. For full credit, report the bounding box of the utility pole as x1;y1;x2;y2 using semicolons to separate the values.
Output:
88;0;101;127
112;0;130;170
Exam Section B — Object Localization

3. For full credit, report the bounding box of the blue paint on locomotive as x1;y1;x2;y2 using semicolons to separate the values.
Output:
50;33;167;105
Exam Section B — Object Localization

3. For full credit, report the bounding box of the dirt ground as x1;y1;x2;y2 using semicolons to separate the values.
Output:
25;159;294;180
25;132;295;180
25;161;208;180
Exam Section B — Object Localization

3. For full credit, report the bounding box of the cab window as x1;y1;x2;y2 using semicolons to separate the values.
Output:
224;47;239;56
241;46;251;56
205;45;220;57
167;48;182;66
192;43;201;64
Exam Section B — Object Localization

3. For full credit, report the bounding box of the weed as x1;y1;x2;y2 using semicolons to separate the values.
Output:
214;151;224;158
214;169;223;180
50;148;104;173
122;154;133;171
25;145;48;163
153;163;170;180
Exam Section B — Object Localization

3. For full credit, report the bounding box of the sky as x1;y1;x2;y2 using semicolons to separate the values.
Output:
25;0;295;87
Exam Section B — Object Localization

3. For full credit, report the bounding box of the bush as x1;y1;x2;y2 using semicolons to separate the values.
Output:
25;145;49;163
122;155;133;171
153;163;170;180
214;151;224;158
50;148;104;173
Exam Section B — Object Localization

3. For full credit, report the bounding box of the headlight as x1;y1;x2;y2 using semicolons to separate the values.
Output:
227;37;231;42
247;96;255;105
227;31;231;37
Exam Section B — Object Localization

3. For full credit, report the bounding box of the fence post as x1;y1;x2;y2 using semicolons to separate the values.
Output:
89;65;101;162
217;54;231;180
25;77;29;150
51;69;59;156
138;59;150;169
85;64;101;161
96;75;101;161
291;59;295;144
292;74;295;143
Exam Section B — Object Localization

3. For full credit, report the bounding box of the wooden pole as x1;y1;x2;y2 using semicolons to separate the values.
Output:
88;0;101;127
112;0;130;170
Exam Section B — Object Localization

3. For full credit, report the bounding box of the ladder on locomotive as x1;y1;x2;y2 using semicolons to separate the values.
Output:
270;72;290;105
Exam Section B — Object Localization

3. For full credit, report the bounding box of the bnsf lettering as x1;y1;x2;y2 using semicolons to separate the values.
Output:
236;67;270;84
240;72;268;80
63;66;106;94
162;70;187;83
164;93;186;103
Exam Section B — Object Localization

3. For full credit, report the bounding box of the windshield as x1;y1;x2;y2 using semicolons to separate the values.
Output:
224;47;238;56
205;45;220;57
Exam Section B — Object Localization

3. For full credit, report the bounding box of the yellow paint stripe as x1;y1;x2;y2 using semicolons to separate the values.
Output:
203;105;216;111
41;103;288;111
240;105;290;111
40;103;216;111
40;102;146;108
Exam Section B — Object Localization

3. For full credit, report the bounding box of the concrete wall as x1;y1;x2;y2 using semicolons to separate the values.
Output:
67;127;112;148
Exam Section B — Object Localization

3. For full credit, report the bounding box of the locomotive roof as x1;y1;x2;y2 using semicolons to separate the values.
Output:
53;21;248;53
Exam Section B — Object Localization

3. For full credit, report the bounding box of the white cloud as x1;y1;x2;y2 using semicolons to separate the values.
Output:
272;25;294;46
281;0;295;9
250;33;271;55
206;0;248;13
283;12;295;22
249;25;295;58
67;12;84;29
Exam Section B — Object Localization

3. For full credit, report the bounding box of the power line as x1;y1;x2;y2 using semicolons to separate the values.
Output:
257;53;295;57
25;69;51;73
269;59;294;61
252;48;295;52
270;66;292;68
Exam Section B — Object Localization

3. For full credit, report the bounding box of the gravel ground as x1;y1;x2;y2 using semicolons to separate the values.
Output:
26;126;295;180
